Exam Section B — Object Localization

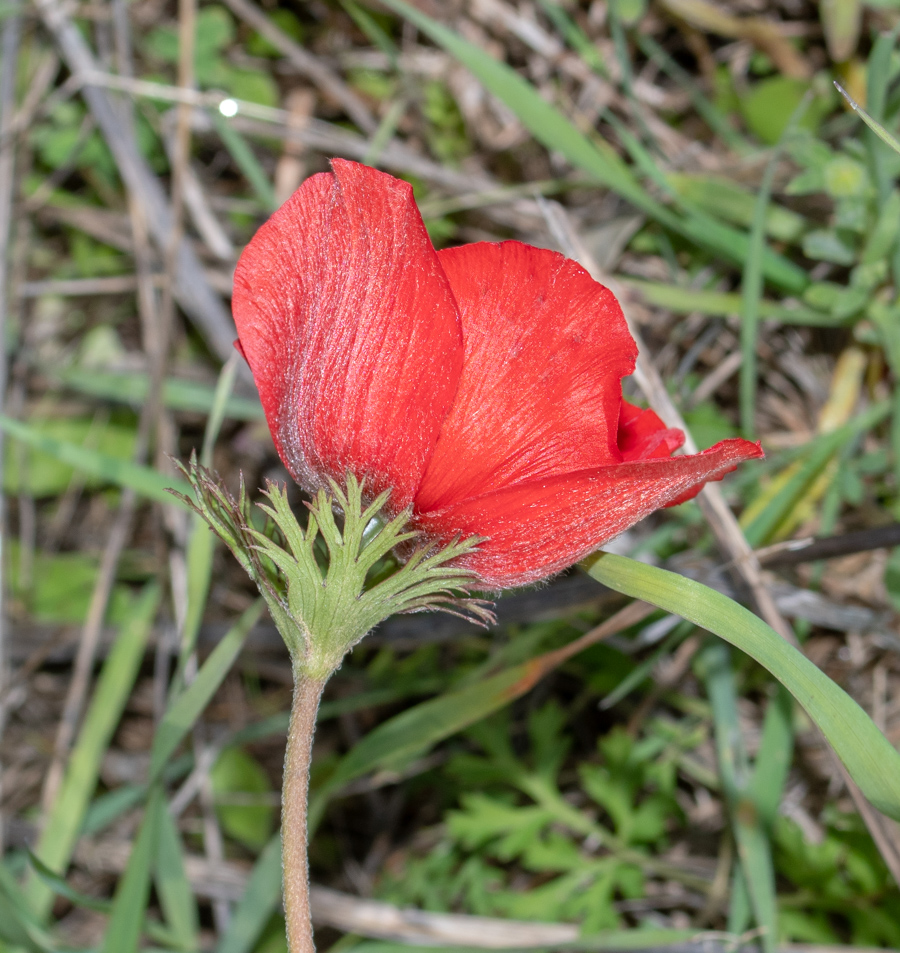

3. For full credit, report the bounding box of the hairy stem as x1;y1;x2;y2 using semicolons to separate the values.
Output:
283;670;327;953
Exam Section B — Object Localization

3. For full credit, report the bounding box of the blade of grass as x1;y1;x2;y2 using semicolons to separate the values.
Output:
864;27;900;204
835;80;900;156
25;584;160;920
214;833;283;953
99;785;164;953
740;96;810;438
0;414;191;504
534;0;606;76
309;602;653;831
697;641;776;952
585;552;900;821
55;367;264;422
212;109;277;212
0;864;56;951
155;802;200;952
750;685;794;826
339;0;399;66
374;0;808;293
637;34;749;153
150;599;264;782
82;754;193;836
740;400;889;546
363;96;408;167
172;354;240;695
26;852;182;947
623;279;838;326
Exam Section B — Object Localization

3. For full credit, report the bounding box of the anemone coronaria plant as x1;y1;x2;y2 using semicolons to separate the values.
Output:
177;158;771;952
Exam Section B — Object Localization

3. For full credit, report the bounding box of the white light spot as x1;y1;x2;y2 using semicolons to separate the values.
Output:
219;98;239;118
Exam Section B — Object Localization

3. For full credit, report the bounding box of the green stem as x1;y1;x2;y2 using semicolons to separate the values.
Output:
283;669;326;953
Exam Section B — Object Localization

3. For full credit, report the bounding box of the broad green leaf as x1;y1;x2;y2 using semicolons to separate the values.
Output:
211;747;277;850
0;414;191;504
150;600;264;781
26;585;160;920
585;553;900;822
6;541;133;625
740;77;818;145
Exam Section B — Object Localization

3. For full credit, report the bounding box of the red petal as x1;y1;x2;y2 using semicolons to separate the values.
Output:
617;399;684;461
414;242;637;513
416;439;764;589
232;159;463;507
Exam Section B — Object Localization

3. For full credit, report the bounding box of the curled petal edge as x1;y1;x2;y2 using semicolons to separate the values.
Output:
416;439;764;589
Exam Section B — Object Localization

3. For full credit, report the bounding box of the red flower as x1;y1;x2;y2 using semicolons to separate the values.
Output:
233;160;762;589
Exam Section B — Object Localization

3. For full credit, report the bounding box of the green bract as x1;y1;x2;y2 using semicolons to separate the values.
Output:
172;457;492;679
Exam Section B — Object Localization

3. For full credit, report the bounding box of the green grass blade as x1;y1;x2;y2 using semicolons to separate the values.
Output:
27;850;184;948
740;95;809;438
155;803;200;951
864;28;900;203
623;279;839;326
339;0;399;65
82;755;193;836
0;414;191;504
741;401;889;547
835;80;900;156
376;0;807;293
585;553;900;821
25;584;160;920
535;0;606;76
55;368;264;422
173;356;240;693
0;864;56;951
176;521;218;690
215;833;283;953
99;786;165;953
698;641;776;952
212;110;277;211
309;659;559;833
201;353;241;468
150;600;264;781
740;153;784;438
637;35;748;153
750;685;794;827
27;851;110;914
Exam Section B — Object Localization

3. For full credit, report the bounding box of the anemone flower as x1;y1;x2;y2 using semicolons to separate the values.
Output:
233;158;762;589
183;158;764;953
